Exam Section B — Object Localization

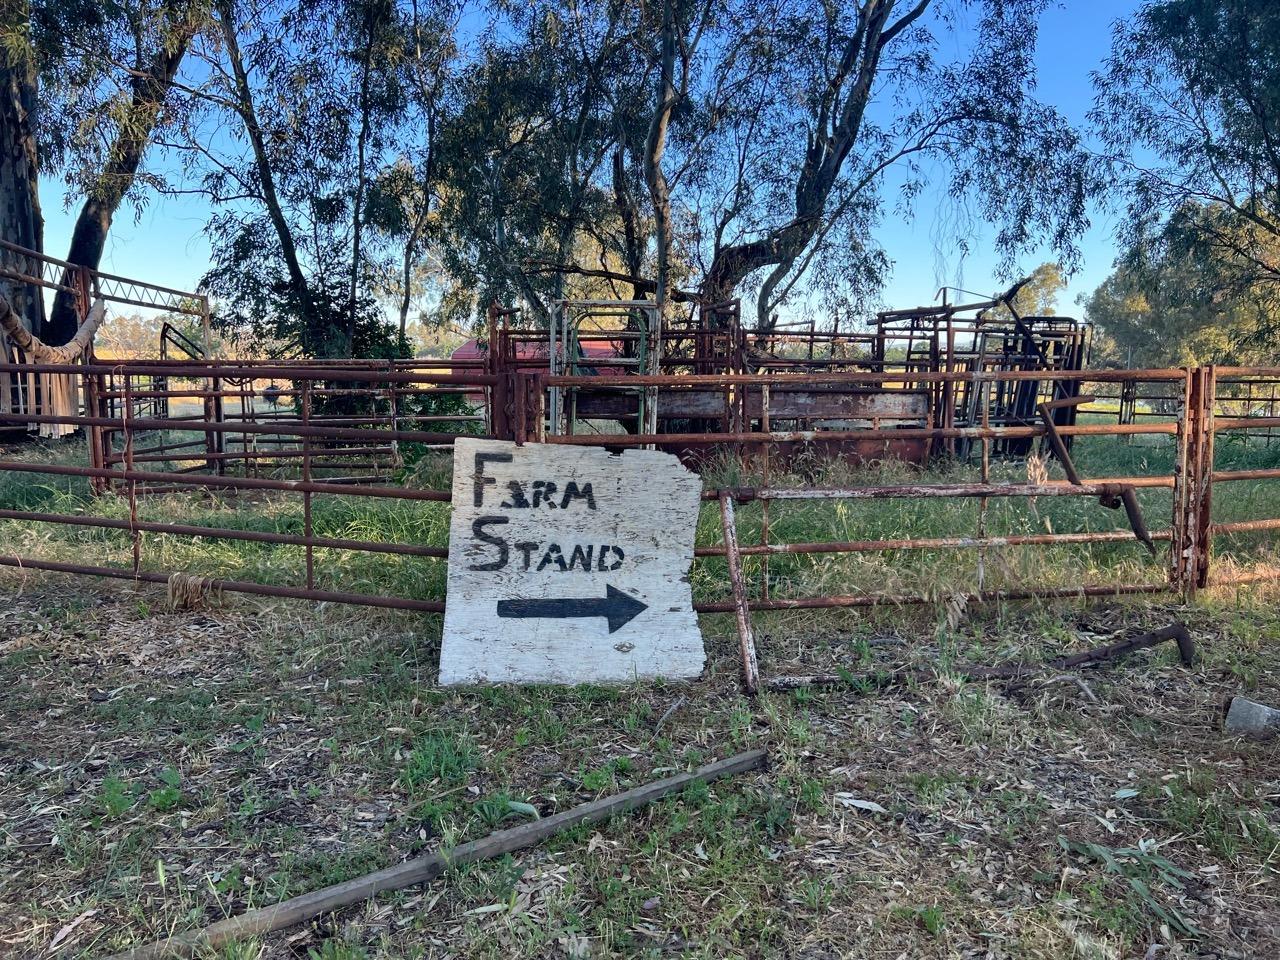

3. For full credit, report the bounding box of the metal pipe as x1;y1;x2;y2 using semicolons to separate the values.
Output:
0;508;447;557
692;581;1170;613
718;494;760;694
692;528;1172;557
0;459;452;502
0;554;445;612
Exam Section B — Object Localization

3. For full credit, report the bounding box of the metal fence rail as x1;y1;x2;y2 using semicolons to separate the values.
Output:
0;361;1277;692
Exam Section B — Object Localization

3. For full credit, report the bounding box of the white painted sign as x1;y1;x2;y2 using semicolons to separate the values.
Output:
439;438;705;685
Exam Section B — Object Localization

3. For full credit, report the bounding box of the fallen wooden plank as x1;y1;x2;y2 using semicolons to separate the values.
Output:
103;749;768;960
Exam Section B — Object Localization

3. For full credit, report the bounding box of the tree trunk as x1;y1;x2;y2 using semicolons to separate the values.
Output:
46;3;197;344
612;143;647;301
398;209;426;343
347;4;382;350
215;0;319;349
641;0;679;436
0;13;44;337
698;0;924;328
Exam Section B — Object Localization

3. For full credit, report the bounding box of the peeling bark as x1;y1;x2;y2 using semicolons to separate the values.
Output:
0;294;104;362
46;1;198;344
0;2;44;337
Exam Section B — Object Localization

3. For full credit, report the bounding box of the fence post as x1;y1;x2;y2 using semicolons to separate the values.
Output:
1192;365;1216;591
491;370;511;440
514;372;527;445
122;373;141;578
1170;367;1196;595
1172;366;1216;596
532;372;546;442
203;372;222;475
83;367;108;495
302;380;314;590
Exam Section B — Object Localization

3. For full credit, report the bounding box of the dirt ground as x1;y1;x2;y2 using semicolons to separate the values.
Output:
1;575;1278;959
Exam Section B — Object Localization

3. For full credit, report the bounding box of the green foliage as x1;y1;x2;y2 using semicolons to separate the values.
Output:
1095;0;1280;340
1058;835;1201;937
990;262;1068;320
146;766;183;812
98;775;137;820
1085;204;1275;367
401;732;477;791
1158;770;1280;861
307;940;368;960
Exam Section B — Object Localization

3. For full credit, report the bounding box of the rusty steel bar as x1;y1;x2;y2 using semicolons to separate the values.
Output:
1194;367;1217;590
1212;468;1280;482
302;381;315;590
1211;518;1280;534
692;581;1169;614
0;507;447;557
1215;417;1280;430
541;422;1178;447
109;447;393;465
0;459;451;502
123;374;142;576
721;482;1159;502
0;411;478;445
718;493;760;694
760;382;771;602
545;369;1189;386
0;554;445;612
0;360;499;385
692;528;1172;558
1213;367;1280;377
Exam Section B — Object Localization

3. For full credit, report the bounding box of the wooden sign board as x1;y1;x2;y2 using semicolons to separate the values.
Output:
439;438;706;685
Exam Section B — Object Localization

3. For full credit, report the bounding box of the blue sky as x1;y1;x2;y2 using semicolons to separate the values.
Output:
38;0;1138;320
875;0;1141;312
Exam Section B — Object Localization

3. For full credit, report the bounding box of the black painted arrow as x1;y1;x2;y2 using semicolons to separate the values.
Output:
496;584;647;634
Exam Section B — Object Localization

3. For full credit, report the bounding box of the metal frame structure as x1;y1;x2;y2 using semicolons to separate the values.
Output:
2;361;1279;682
2;252;1279;692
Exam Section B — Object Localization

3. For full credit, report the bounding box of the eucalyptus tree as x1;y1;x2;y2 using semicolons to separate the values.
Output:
190;0;440;357
1;0;201;340
483;0;1095;330
0;0;50;333
371;0;458;340
1085;214;1275;368
1093;0;1280;321
644;0;1097;329
47;0;205;343
431;0;639;326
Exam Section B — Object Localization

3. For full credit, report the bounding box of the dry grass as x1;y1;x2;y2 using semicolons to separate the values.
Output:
2;573;1278;959
2;431;1279;957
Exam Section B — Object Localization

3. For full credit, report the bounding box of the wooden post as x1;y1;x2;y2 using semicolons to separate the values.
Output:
1173;366;1215;595
83;368;108;495
1170;368;1193;592
491;368;510;440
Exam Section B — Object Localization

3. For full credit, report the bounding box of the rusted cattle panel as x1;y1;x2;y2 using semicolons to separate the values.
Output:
573;386;929;421
667;435;930;468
